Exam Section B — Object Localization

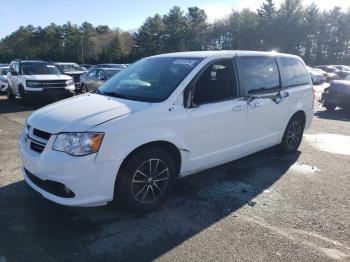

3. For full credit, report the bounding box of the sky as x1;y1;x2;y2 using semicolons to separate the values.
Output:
0;0;349;39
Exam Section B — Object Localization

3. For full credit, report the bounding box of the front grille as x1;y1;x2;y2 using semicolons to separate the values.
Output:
33;128;51;140
30;142;45;153
28;80;67;88
27;126;51;154
24;168;75;198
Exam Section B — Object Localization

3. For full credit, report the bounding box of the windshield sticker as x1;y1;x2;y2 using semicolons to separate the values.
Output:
173;59;197;66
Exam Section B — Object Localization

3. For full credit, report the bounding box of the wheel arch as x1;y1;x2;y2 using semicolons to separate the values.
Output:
292;110;306;127
118;140;182;177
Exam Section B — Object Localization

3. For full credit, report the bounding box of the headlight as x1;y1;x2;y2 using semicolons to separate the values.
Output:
65;80;74;86
26;80;41;87
53;132;104;156
24;119;29;136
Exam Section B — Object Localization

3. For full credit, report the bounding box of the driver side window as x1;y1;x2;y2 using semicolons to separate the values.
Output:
193;59;237;105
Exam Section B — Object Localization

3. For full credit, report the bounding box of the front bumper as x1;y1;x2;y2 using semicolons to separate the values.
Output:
19;133;122;207
24;87;75;99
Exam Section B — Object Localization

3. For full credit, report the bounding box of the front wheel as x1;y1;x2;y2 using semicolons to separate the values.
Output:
116;148;176;212
7;86;15;100
279;115;305;154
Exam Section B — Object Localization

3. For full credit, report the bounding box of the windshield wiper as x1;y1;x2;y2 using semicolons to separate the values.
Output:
101;91;130;100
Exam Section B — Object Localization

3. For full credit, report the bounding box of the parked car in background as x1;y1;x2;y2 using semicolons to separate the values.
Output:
321;74;350;111
80;68;122;92
79;64;91;70
312;67;338;82
0;66;10;92
92;63;128;69
332;65;350;72
55;62;86;92
7;60;75;105
315;65;350;79
306;66;326;85
19;51;313;212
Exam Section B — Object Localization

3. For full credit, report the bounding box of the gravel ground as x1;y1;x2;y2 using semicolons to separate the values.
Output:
0;86;349;262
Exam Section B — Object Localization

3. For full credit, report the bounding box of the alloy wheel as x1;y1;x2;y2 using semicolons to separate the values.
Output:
131;158;170;204
287;121;302;150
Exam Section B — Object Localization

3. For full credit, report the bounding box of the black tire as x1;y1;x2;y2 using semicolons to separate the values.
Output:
279;115;305;154
7;86;15;100
19;88;33;107
115;147;176;212
325;104;336;111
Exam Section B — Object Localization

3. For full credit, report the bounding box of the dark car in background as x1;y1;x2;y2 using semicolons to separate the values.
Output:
315;65;350;80
321;75;350;110
80;67;122;92
306;66;326;85
312;67;338;82
55;62;86;92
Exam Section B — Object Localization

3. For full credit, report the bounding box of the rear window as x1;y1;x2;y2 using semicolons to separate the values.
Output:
236;56;280;95
279;57;311;87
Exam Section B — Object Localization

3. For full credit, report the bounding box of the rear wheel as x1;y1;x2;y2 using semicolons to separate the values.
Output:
116;147;176;212
7;86;15;100
279;115;304;154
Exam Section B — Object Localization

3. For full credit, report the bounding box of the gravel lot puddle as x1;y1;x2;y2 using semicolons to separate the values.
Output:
304;134;350;156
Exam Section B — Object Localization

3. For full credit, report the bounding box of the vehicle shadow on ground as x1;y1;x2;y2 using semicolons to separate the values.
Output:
0;148;300;262
0;96;42;114
314;109;350;122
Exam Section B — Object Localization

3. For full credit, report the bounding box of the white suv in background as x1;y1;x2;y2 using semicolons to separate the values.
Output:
7;60;75;105
19;51;313;212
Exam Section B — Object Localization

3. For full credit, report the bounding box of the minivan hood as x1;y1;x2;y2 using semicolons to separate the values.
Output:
27;93;151;133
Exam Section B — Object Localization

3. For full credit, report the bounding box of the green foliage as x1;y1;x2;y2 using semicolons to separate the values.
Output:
0;22;132;64
1;0;350;65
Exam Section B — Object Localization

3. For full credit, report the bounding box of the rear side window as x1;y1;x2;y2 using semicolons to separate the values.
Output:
279;57;311;88
236;56;280;95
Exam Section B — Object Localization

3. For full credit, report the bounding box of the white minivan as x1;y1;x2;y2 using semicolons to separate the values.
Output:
19;51;314;212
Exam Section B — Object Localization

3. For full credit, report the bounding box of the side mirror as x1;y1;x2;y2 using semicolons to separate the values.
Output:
11;70;18;76
98;76;106;81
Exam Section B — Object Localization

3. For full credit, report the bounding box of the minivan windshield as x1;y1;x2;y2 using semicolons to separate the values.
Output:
21;63;61;75
99;57;202;102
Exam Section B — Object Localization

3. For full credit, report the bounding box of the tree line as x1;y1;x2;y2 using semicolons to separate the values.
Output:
1;0;350;65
